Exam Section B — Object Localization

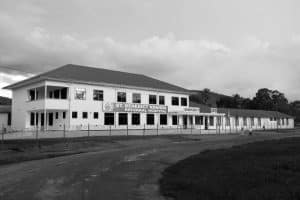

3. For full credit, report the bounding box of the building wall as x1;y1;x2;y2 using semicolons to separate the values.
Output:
65;81;189;130
11;80;190;130
10;79;295;132
0;113;8;128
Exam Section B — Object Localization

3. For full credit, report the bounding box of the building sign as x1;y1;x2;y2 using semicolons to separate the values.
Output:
103;102;167;113
184;107;200;113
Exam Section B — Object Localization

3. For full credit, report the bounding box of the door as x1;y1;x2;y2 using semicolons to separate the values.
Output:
205;117;208;130
41;113;44;126
189;116;193;127
183;115;187;129
48;113;53;126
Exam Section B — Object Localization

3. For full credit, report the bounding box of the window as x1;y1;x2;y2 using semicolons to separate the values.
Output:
36;113;39;125
104;113;114;125
75;88;86;100
147;114;155;125
258;118;261;126
282;118;285;125
171;97;179;106
94;112;99;119
195;116;203;125
117;92;126;102
118;113;128;125
30;112;35;126
48;113;53;126
160;114;167;125
132;93;141;103
235;117;239;126
172;115;178;125
63;112;66;119
49;91;53;98
82;112;88;119
29;89;35;101
209;116;214;126
55;112;59;119
287;118;289;125
132;113;140;125
243;117;247;126
54;90;60;99
61;88;67;99
181;97;187;106
149;95;157;104
8;113;11;126
159;96;165;105
72;112;78;119
93;90;103;101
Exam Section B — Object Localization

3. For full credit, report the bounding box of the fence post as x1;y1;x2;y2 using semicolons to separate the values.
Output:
143;124;145;136
36;125;40;150
126;124;128;136
190;124;192;135
1;124;4;149
63;124;66;139
88;123;90;137
200;124;201;134
157;124;159;136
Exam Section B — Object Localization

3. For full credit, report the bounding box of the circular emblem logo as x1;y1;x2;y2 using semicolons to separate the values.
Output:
104;102;114;112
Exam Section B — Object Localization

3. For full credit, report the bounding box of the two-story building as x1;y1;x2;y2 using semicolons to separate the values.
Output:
4;64;220;131
3;64;294;133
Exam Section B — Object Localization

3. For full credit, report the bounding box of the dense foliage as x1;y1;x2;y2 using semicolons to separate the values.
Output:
190;88;300;123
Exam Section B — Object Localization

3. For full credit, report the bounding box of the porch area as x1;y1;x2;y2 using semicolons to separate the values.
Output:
28;110;69;131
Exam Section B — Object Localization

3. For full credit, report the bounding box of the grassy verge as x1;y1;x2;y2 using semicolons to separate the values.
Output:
0;135;189;165
160;137;300;200
0;136;122;165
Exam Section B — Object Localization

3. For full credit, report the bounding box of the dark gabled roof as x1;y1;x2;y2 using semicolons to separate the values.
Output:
0;96;12;105
218;108;293;118
190;101;294;118
4;64;189;93
0;105;11;113
189;102;212;113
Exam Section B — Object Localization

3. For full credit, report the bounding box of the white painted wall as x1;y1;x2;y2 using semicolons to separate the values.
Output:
0;113;8;127
9;79;295;132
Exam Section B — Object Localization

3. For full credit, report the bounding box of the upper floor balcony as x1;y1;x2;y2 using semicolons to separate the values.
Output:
26;85;69;110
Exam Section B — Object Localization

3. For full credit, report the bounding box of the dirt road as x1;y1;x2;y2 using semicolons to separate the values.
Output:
0;132;298;200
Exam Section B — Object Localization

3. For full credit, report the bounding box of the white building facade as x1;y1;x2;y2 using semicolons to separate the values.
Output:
4;64;294;133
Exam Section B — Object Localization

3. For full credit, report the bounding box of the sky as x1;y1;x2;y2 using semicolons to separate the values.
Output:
0;0;299;100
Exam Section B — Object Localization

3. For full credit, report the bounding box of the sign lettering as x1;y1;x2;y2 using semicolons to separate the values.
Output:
103;102;168;113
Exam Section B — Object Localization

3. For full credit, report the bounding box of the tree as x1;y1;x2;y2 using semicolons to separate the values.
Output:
252;88;274;110
201;88;210;105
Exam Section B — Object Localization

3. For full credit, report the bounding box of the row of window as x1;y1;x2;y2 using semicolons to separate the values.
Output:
30;112;66;126
224;117;289;126
71;112;178;126
75;89;188;106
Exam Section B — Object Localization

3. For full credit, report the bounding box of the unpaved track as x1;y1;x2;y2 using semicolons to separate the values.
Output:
0;132;298;200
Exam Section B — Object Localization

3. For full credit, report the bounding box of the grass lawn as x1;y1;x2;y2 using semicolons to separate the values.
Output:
160;137;300;200
0;135;188;165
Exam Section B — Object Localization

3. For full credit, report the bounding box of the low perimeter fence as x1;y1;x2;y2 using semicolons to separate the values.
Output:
0;123;293;141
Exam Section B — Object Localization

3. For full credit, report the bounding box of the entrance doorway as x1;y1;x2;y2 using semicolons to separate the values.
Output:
48;113;53;126
183;115;187;129
189;116;193;127
205;117;208;130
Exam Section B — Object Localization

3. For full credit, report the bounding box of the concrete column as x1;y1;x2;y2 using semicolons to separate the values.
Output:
44;84;47;131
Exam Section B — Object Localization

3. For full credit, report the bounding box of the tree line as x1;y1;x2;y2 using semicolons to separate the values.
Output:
190;88;300;123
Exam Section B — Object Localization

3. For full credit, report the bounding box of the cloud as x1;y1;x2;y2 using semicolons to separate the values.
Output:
0;71;31;97
0;13;299;101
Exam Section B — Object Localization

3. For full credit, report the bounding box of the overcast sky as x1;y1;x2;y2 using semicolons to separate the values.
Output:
0;0;299;100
